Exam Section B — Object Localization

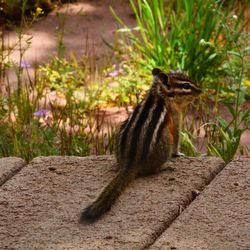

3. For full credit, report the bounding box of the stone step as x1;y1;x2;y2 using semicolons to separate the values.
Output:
149;158;250;250
0;155;224;249
0;157;26;186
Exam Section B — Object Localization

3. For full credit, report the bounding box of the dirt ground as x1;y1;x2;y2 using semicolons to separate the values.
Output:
5;0;135;65
4;0;135;87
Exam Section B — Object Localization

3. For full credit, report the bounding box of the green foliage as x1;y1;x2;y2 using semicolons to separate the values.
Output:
105;62;150;107
0;0;249;164
39;56;85;102
0;66;116;162
111;0;248;85
180;131;200;157
207;120;243;164
0;32;116;162
207;38;250;163
0;80;59;161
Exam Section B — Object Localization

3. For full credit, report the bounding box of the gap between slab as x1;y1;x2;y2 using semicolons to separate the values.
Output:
0;156;225;249
147;158;250;250
0;157;26;186
142;159;227;249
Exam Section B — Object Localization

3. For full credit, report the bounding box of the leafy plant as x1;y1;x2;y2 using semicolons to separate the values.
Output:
180;131;200;157
111;0;248;86
106;62;150;107
207;22;250;163
0;22;116;162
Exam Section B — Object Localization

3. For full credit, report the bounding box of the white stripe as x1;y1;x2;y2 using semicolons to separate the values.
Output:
149;107;167;153
174;88;191;93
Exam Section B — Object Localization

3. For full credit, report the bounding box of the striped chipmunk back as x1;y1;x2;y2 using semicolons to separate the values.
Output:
79;68;201;223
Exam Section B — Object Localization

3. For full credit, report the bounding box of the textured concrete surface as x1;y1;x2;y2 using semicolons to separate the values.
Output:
0;157;26;186
150;158;250;250
0;155;223;249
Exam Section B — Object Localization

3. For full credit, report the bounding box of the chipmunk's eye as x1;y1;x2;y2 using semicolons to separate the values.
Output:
181;83;191;89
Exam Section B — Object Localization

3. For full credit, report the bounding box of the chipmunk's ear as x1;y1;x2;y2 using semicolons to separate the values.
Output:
152;69;170;89
152;68;162;76
157;72;169;88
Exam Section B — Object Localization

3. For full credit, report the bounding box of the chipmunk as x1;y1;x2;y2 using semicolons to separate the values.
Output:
79;68;201;223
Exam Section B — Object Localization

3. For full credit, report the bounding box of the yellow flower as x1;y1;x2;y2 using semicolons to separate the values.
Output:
244;80;250;87
36;7;44;16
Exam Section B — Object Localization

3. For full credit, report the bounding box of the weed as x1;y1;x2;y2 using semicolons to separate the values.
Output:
1;0;249;163
207;26;250;163
0;8;116;162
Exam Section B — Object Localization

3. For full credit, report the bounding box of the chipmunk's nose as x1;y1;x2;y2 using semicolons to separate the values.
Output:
195;88;202;95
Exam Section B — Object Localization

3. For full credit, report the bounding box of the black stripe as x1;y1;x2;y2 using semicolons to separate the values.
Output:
128;94;154;165
119;103;141;158
140;98;165;160
174;91;192;96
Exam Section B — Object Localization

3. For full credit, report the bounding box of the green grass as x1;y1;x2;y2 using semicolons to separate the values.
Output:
0;60;117;162
112;0;249;84
0;17;117;161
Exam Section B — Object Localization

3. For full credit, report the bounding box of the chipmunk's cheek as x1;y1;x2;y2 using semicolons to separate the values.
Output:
161;87;171;98
184;95;193;102
187;98;194;104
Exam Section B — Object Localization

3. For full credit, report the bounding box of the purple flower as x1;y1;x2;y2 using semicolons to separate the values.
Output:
34;109;49;118
108;70;119;77
20;61;31;68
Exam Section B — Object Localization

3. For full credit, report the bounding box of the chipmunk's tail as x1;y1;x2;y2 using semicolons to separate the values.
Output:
79;168;138;223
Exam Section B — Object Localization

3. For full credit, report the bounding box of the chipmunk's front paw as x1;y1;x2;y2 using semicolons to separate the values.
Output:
160;162;176;172
172;152;185;158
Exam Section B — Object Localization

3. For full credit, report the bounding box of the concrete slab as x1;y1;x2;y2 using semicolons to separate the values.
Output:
150;158;250;250
0;157;26;186
0;155;224;249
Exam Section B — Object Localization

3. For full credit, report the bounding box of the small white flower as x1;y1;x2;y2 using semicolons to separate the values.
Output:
199;39;206;46
232;15;238;20
199;39;214;48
